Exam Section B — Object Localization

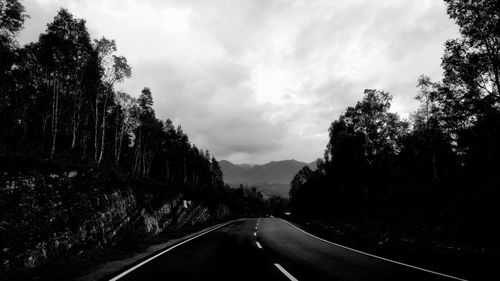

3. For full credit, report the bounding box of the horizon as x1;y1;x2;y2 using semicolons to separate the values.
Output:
18;0;459;164
220;158;317;166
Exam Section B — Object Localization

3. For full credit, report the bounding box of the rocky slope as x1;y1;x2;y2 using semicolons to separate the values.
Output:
0;169;229;278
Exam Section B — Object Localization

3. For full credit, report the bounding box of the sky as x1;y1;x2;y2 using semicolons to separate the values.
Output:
19;0;459;164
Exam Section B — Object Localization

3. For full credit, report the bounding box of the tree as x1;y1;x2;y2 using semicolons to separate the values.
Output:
113;91;137;167
342;89;406;164
93;37;131;164
38;8;94;158
132;87;160;176
441;0;500;123
325;117;366;178
211;156;224;189
0;0;28;149
289;166;313;212
290;166;313;199
407;75;456;181
0;0;28;73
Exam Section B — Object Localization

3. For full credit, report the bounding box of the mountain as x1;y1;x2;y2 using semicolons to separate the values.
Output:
220;159;316;198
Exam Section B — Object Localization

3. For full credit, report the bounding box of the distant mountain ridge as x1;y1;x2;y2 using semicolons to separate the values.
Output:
220;159;316;197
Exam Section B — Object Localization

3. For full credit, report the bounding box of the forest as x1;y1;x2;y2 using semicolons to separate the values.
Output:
290;0;499;251
0;5;226;185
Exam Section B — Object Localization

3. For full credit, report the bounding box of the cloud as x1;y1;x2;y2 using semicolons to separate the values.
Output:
119;57;285;161
18;0;459;164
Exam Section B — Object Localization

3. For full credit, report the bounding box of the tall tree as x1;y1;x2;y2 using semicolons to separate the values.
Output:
441;0;500;123
113;91;137;167
132;87;159;176
0;0;28;148
0;0;28;73
38;8;94;158
93;37;131;164
342;89;406;164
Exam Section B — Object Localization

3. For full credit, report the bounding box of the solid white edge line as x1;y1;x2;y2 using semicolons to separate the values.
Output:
274;263;298;281
280;219;468;281
256;241;263;248
109;220;236;281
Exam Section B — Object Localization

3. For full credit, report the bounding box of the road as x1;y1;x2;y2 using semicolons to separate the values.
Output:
109;218;467;281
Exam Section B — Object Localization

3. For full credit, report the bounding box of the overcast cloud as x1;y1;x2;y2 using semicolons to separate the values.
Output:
19;0;459;164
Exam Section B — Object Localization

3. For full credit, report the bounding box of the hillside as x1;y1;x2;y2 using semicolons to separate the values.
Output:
220;159;316;197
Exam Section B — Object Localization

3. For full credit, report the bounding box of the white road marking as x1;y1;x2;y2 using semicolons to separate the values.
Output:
256;241;263;248
109;220;236;281
254;232;257;236
255;226;258;230
280;219;468;281
274;263;298;281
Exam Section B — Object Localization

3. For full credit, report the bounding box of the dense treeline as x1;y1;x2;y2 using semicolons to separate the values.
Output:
223;184;288;217
290;0;500;248
0;5;229;193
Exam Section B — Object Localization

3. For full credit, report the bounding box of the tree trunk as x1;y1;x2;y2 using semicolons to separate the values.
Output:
114;110;120;166
431;149;438;181
183;157;187;184
71;89;83;149
82;132;88;160
97;94;108;164
142;152;146;176
146;152;154;177
42;114;50;151
116;119;126;167
165;159;170;183
133;128;141;175
50;77;59;159
94;93;99;163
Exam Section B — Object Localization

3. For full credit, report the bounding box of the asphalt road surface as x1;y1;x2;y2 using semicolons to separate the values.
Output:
109;218;467;281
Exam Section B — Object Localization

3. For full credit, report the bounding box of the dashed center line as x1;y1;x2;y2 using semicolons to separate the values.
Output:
254;232;257;236
274;263;298;281
256;242;263;249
